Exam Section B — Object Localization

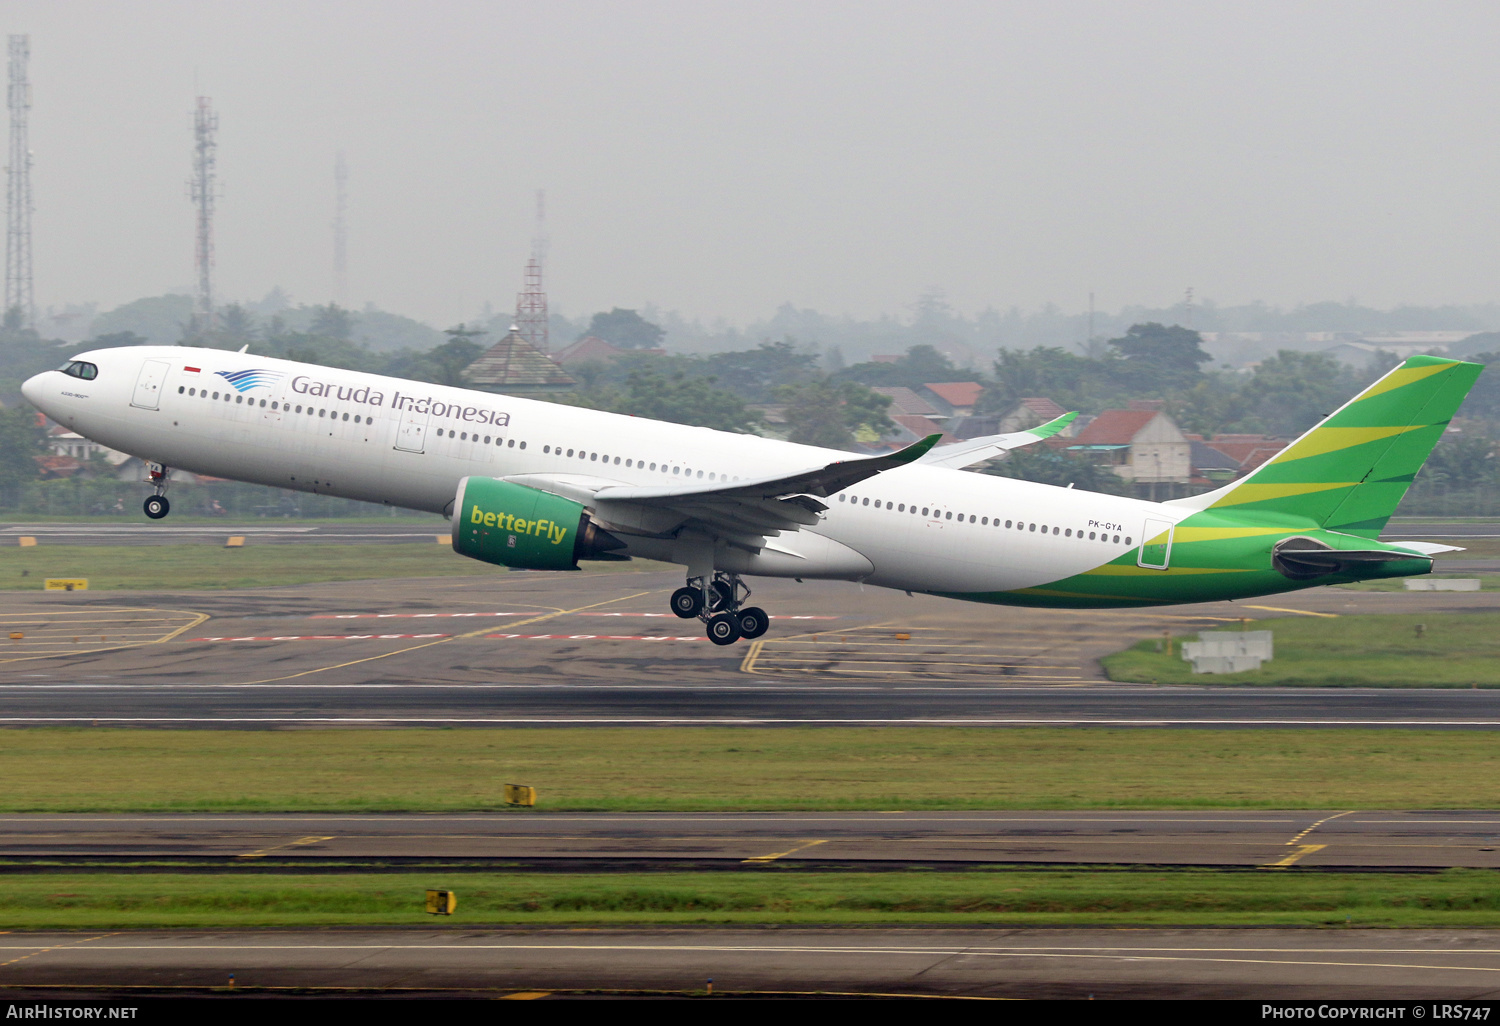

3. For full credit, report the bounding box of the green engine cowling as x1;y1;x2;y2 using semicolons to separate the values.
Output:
452;476;626;570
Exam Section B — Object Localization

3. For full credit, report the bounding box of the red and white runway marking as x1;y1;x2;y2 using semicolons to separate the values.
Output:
312;611;837;620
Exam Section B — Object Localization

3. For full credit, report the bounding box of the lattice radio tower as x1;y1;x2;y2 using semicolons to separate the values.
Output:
188;96;218;333
515;189;548;353
5;35;34;329
332;150;348;306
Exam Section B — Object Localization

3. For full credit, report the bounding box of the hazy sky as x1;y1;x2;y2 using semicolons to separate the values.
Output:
10;1;1500;326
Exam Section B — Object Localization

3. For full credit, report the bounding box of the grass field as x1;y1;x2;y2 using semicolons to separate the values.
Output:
3;869;1499;928
1103;611;1500;688
2;728;1499;812
0;543;667;590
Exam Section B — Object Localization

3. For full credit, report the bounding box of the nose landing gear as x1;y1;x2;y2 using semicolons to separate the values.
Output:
671;572;769;646
142;464;171;520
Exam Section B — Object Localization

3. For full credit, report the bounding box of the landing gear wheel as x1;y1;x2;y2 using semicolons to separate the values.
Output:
735;606;770;640
670;586;704;619
143;495;170;520
710;579;735;612
705;613;741;646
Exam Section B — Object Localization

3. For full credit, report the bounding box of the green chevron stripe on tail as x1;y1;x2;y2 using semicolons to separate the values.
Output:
1192;355;1483;538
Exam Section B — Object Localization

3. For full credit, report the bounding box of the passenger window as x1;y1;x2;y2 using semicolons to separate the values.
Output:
921;507;929;516
344;413;350;422
590;453;597;461
177;386;185;394
319;409;326;417
1125;536;1132;545
567;449;574;457
862;498;869;506
484;435;490;444
212;392;220;399
260;399;267;408
236;395;243;404
673;467;680;474
650;463;656;470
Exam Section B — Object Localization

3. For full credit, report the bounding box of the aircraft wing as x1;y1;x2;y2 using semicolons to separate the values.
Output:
578;433;944;549
918;411;1078;470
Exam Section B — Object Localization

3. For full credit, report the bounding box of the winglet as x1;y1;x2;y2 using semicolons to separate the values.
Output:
1029;411;1078;440
888;433;944;465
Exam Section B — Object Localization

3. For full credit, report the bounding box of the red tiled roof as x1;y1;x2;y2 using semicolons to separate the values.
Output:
922;382;984;408
1209;440;1289;469
1019;397;1067;420
891;415;957;443
1071;409;1157;445
870;386;940;417
551;336;627;365
33;455;82;478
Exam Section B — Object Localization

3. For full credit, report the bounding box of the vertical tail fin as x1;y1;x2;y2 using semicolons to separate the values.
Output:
1170;355;1483;537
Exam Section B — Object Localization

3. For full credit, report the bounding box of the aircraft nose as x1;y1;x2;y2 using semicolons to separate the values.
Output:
21;371;54;413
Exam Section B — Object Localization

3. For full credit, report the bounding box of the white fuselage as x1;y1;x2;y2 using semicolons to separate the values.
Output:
24;346;1179;598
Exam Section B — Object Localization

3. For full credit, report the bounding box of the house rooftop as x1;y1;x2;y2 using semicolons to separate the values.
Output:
1071;409;1158;445
464;329;577;390
870;386;940;417
922;382;984;408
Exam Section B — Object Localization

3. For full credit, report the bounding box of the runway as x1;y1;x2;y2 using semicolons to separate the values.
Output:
3;927;1499;998
2;572;1500;726
2;810;1498;868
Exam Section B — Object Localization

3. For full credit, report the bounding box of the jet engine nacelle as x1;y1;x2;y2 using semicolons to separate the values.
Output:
452;476;625;571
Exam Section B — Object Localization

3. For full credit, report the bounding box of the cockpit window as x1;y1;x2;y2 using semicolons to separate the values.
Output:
60;361;98;380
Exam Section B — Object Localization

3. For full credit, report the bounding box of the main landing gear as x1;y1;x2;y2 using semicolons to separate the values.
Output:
142;463;171;520
670;572;770;647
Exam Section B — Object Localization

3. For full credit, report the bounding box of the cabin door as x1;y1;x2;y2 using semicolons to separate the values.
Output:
131;359;171;410
1137;517;1175;570
395;409;430;453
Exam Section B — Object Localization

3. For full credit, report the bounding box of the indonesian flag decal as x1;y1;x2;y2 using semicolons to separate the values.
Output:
184;366;201;373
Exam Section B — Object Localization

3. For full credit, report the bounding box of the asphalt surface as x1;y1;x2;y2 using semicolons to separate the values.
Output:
2;810;1498;869
1;521;447;545
2;571;1500;726
3;927;1499;998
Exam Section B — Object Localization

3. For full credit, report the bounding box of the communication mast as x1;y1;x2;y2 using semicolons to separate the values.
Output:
5;35;33;329
332;150;348;306
188;96;218;333
515;189;548;353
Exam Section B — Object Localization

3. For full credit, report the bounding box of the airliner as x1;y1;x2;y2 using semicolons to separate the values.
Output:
22;346;1480;645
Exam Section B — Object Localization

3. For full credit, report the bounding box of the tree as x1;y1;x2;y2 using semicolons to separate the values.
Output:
834;344;962;389
983;445;1133;495
310;304;355;341
1230;350;1363;437
0;407;45;505
583;308;665;350
1415;427;1498;490
981;345;1107;414
1107;322;1211;392
777;380;894;449
599;369;761;432
703;339;819;403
